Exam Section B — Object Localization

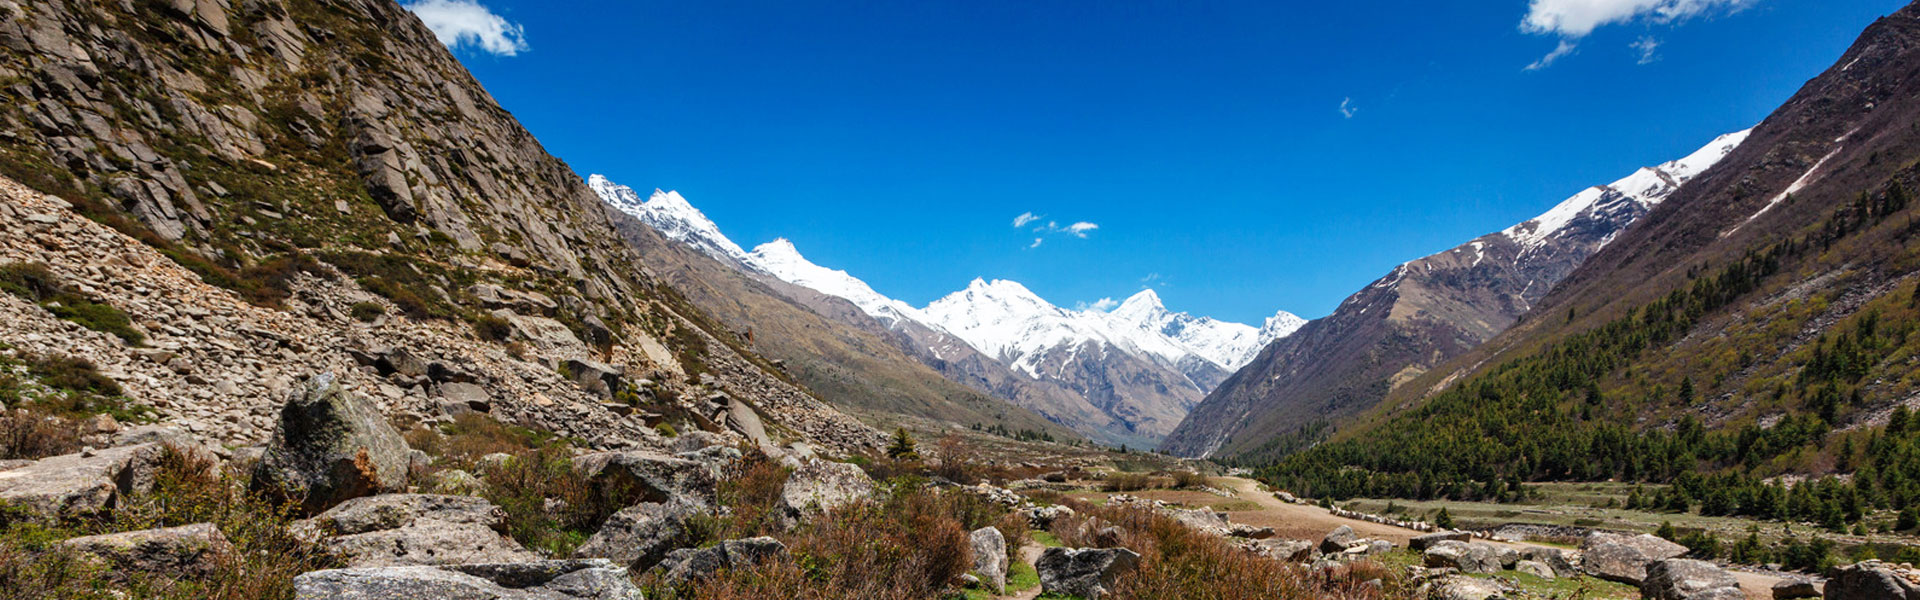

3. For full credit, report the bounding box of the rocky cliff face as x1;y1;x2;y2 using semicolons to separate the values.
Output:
1162;131;1748;459
0;0;882;454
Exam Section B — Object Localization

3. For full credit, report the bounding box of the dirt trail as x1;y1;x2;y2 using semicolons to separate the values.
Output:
1213;477;1782;600
1005;543;1046;600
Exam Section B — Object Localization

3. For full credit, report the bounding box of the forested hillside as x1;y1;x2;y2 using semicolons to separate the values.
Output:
1258;2;1920;536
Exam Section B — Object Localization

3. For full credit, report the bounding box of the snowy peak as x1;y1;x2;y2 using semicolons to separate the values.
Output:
1501;129;1752;250
747;238;926;326
590;175;753;266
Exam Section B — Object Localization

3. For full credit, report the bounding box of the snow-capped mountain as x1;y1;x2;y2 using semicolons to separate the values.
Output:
1163;128;1752;459
590;174;1302;446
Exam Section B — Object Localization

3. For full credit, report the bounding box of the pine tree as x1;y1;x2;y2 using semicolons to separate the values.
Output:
1434;507;1454;529
886;428;920;460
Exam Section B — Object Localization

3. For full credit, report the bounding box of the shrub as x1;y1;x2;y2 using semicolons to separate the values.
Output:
471;313;512;341
654;422;678;437
1103;472;1153;492
1172;470;1210;489
349;302;385;322
477;446;641;557
0;411;81;460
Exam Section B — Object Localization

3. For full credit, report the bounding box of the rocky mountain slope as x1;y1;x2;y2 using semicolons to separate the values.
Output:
0;0;882;455
1261;1;1920;513
1163;130;1749;459
590;176;1302;447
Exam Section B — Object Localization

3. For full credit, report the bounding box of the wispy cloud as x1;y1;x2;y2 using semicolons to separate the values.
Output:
1140;273;1163;287
1632;36;1662;64
1077;298;1119;312
404;0;529;56
1012;212;1041;228
1065;222;1099;238
1029;238;1043;249
1017;215;1101;248
1519;0;1754;69
1339;97;1359;119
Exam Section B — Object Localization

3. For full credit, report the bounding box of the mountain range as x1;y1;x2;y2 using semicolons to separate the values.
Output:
590;175;1304;447
1162;128;1751;459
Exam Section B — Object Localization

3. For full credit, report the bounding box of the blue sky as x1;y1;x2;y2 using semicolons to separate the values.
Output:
410;0;1904;322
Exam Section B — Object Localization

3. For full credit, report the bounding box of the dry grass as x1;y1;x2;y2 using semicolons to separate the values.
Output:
1047;498;1411;600
0;446;342;600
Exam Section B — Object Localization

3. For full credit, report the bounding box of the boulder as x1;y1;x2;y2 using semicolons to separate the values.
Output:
1580;532;1688;585
780;458;875;520
1431;575;1509;600
1769;578;1820;599
1249;538;1316;562
1170;508;1233;537
293;559;643;599
1229;524;1276;539
1410;530;1472;551
1641;558;1742;600
574;501;706;570
60;522;233;578
296;494;534;567
649;537;789;585
1028;505;1075;529
1823;561;1919;600
970;526;1009;594
562;358;622;400
0;443;168;517
427;469;487;496
252;374;410;513
1424;540;1505;574
1520;546;1580;577
1036;547;1141;600
1516;560;1556;579
573;449;718;507
1319;525;1360;553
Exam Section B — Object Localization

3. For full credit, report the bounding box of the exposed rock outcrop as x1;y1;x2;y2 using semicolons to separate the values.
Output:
296;494;534;567
1581;532;1689;585
60;522;233;579
292;559;644;600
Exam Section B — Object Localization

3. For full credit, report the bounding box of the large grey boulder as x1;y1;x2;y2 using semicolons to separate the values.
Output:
1036;547;1141;600
649;537;789;585
1248;538;1316;562
1410;530;1472;551
1319;525;1360;553
60;522;233;578
1580;532;1688;585
253;374;410;513
780;458;875;520
1641;558;1742;600
1516;560;1556;579
1770;578;1821;599
1431;575;1509;600
1169;508;1233;538
1520;546;1580;577
1424;540;1505;574
1823;561;1920;600
574;500;706;570
0;443;168;517
573;449;717;507
970;526;1009;594
293;559;643;599
297;494;534;567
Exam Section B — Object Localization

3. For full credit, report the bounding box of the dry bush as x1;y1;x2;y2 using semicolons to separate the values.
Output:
1103;472;1155;492
0;410;81;460
931;433;981;484
478;446;638;557
994;509;1032;555
1173;470;1211;489
0;445;342;600
668;486;976;600
701;451;792;540
1048;499;1409;600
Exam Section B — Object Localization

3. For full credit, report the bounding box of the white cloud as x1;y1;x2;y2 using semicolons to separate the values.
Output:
1013;212;1041;228
1029;238;1043;249
1632;36;1662;64
1525;40;1578;71
405;0;529;56
1519;0;1753;69
1339;97;1358;119
1017;215;1100;248
1077;298;1119;312
1065;222;1099;238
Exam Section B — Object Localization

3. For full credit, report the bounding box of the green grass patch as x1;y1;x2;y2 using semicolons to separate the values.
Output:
1;262;144;345
1032;531;1064;548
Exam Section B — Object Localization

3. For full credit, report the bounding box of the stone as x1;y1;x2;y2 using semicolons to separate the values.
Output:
293;559;644;599
60;522;233;578
562;358;622;399
780;458;875;520
574;500;706;571
573;449;718;507
437;382;491;415
296;494;534;567
1431;575;1508;600
1320;525;1360;553
1036;547;1140;600
1768;578;1820;599
1249;538;1316;562
1028;505;1074;529
1823;561;1919;600
1641;558;1742;600
1580;532;1688;585
970;526;1009;594
1410;530;1472;550
1516;559;1556;579
428;469;486;496
649;537;789;585
0;443;168;517
1520;546;1580;577
1424;540;1505;574
252;374;410;514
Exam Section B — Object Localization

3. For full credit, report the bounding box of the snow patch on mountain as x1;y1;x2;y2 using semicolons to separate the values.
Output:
748;238;928;326
1503;129;1751;250
588;175;754;267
